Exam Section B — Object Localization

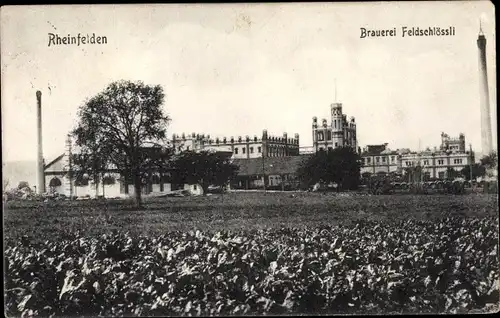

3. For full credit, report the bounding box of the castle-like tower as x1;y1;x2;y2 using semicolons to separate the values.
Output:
312;102;357;152
477;23;493;155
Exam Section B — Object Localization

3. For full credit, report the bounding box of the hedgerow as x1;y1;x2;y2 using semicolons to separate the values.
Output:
5;216;499;316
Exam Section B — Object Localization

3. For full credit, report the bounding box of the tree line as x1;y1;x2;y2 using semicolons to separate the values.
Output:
70;80;240;207
63;80;497;207
68;80;365;207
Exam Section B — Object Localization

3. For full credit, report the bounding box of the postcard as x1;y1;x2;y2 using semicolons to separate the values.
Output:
2;2;498;316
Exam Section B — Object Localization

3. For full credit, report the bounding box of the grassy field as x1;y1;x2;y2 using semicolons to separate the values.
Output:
4;192;498;243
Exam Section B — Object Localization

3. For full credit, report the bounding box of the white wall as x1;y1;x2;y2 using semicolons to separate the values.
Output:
184;183;203;195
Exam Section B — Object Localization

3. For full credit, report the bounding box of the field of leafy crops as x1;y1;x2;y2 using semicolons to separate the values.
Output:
4;193;499;315
5;218;499;316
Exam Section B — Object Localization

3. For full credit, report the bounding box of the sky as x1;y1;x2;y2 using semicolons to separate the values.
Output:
1;1;497;163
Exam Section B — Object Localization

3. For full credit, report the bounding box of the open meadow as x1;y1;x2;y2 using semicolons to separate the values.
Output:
4;192;500;316
4;192;499;241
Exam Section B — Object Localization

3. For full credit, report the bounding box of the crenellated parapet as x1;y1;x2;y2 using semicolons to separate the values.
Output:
440;132;466;152
263;131;300;146
173;132;263;145
171;130;300;146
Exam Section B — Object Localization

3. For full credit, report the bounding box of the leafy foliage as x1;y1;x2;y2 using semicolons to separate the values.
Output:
70;152;109;195
17;181;30;190
446;167;458;181
5;216;498;316
403;166;426;183
480;152;498;171
461;164;487;181
297;147;361;190
170;150;239;194
72;80;171;206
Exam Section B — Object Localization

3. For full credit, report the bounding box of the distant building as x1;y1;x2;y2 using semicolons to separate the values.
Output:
299;146;316;155
170;130;300;159
360;143;401;175
231;155;311;190
312;102;358;152
361;132;475;180
43;136;234;198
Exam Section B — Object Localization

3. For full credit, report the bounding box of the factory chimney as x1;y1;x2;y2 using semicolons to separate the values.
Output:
36;90;46;194
477;22;493;155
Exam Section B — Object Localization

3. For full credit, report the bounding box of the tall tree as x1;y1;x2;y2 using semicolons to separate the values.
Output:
446;167;458;180
480;151;498;170
404;165;425;183
70;150;109;198
72;80;170;207
171;150;239;195
460;163;486;181
297;147;361;191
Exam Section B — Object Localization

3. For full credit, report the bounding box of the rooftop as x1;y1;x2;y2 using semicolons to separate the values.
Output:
232;155;312;176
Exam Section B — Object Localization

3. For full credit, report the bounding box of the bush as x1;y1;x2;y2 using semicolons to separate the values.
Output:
483;181;498;194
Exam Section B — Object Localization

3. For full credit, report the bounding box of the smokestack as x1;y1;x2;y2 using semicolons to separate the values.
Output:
477;26;493;155
36;90;45;194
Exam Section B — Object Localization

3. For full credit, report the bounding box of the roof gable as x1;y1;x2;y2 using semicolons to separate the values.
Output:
44;154;65;172
233;155;312;176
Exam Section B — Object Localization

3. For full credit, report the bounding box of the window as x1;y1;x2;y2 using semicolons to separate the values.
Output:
423;160;429;166
391;156;395;163
438;159;444;165
49;177;62;187
382;156;386;163
258;146;262;153
376;157;380;163
327;131;332;140
318;132;324;141
243;148;246;154
335;142;338;147
234;148;239;154
367;157;371;164
250;147;254;154
193;184;197;190
453;159;463;164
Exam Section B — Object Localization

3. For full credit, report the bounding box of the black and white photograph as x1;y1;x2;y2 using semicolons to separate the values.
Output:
2;1;499;316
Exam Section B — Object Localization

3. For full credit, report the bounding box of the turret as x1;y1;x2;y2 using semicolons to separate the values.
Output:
331;103;343;149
